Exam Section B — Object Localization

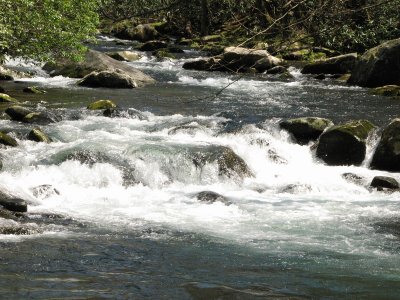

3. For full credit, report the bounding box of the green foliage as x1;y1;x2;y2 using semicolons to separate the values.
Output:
0;0;99;62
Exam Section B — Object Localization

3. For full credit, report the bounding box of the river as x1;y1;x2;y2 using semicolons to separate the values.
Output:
0;36;399;299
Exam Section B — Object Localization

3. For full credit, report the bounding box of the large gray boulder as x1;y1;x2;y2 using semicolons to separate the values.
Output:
316;120;375;166
301;53;358;74
370;118;400;172
280;117;333;145
113;24;159;42
78;69;138;89
43;50;155;87
348;38;400;87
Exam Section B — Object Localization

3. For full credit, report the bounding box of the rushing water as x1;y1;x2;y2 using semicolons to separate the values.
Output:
0;37;400;299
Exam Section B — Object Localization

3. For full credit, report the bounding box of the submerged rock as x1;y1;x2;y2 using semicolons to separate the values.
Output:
28;127;52;143
43;50;155;87
0;190;27;212
370;176;399;191
0;93;18;103
87;99;117;110
316;120;375;166
196;191;231;205
280;117;333;145
0;86;5;93
370;118;400;172
280;184;312;194
23;86;46;94
348;38;400;87
78;69;138;89
302;53;357;74
31;184;60;199
0;132;18;147
342;173;365;185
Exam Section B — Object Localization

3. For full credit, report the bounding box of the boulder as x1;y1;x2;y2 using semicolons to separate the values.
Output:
280;117;333;145
0;190;27;212
348;38;400;87
182;47;282;73
316;120;375;166
28;127;52;143
139;40;168;52
301;53;358;74
23;86;46;94
192;146;253;178
266;66;287;74
370;85;400;98
0;72;13;81
370;118;400;171
113;24;159;42
0;132;18;147
370;176;399;191
0;93;18;103
223;47;282;73
5;105;33;121
196;191;231;205
78;69;138;89
43;50;154;87
22;111;61;125
87;99;117;110
106;51;141;62
103;108;147;120
153;50;176;60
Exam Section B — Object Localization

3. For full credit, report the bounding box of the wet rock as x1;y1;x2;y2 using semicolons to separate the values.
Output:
87;99;117;110
370;85;400;98
23;86;46;94
78;69;138;89
28;127;52;143
0;73;14;81
0;132;18;147
43;50;154;87
0;208;19;220
182;57;222;71
348;38;400;88
106;51;141;62
342;173;365;185
370;176;399;191
0;226;35;235
5;105;33;121
168;125;201;135
316;120;375;166
370;118;400;172
266;66;287;74
314;74;326;80
267;149;288;164
31;184;60;199
280;184;312;194
139;40;168;51
280;117;333;145
0;190;27;212
192;146;253;179
152;49;176;60
22;111;61;125
103;107;147;120
66;150;109;166
0;93;18;103
302;53;358;74
196;191;231;205
0;86;5;93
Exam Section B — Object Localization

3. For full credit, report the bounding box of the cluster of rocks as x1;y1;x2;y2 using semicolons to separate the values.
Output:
280;116;400;192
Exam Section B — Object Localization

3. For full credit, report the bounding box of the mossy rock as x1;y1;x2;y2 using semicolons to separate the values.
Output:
316;120;375;165
87;99;117;110
152;50;176;60
280;117;333;145
370;85;400;98
22;111;60;125
0;132;18;147
371;118;400;171
28;127;52;143
5;105;33;121
23;86;47;94
0;93;18;103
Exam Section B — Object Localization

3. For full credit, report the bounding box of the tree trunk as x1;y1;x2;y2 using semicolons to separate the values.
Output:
200;0;210;36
